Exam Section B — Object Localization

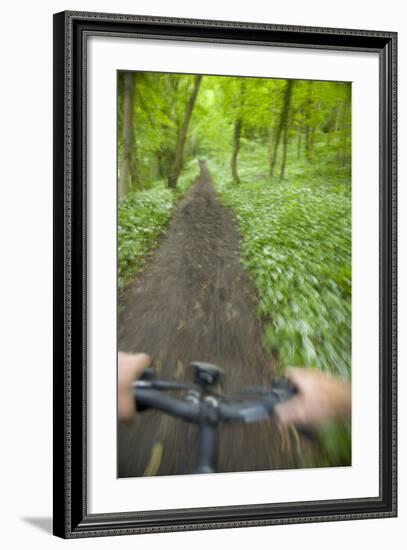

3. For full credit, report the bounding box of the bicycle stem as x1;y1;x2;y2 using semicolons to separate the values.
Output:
193;396;220;474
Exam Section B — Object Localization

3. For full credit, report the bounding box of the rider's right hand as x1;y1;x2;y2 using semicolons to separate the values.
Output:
274;367;351;428
118;352;151;422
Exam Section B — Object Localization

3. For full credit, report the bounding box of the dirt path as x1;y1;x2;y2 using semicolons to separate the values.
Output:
118;161;302;477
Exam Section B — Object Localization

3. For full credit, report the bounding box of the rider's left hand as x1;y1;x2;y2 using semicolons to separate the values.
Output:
118;352;151;421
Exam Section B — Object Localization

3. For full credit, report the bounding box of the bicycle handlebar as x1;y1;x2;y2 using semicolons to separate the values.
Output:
131;366;297;474
134;388;201;422
133;379;295;425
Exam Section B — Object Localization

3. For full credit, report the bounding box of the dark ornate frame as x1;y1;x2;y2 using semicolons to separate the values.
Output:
53;10;397;538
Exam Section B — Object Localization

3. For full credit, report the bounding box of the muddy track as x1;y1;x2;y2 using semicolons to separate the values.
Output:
118;161;303;477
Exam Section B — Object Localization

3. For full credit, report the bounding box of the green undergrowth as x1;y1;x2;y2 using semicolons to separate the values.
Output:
208;153;351;378
118;160;200;294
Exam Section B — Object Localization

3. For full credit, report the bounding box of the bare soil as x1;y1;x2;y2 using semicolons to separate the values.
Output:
118;161;303;477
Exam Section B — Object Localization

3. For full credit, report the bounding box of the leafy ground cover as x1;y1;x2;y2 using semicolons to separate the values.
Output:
209;148;351;379
118;160;200;293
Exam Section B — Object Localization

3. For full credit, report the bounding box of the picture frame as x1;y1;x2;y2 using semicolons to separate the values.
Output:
53;10;397;538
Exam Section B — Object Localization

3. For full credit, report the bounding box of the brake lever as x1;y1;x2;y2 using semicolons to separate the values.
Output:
271;377;297;400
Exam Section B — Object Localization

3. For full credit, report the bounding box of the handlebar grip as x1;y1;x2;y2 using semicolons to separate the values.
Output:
135;369;157;410
138;367;156;381
135;389;150;413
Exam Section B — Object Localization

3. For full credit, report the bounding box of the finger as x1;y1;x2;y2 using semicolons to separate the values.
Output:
284;366;306;382
284;367;318;394
118;382;137;421
128;353;151;379
274;396;308;426
118;352;151;385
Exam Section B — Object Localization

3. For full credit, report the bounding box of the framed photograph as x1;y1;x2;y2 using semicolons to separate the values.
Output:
53;10;397;538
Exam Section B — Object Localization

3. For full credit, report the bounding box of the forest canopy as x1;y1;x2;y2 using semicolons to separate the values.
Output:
117;71;351;195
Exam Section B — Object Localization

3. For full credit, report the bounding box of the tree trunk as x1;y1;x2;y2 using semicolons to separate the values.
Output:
297;130;302;159
130;141;140;188
267;124;274;167
168;75;202;188
230;79;246;184
342;86;352;167
280;122;289;180
305;80;313;163
119;72;135;198
269;80;294;178
231;118;242;183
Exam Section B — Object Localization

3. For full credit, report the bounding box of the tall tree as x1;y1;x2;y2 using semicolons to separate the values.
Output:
119;72;136;197
280;114;290;180
269;79;294;178
338;85;351;167
304;80;313;163
168;75;202;188
231;118;242;183
230;80;246;183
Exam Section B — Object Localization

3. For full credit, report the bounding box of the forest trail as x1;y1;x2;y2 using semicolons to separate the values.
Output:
118;161;301;476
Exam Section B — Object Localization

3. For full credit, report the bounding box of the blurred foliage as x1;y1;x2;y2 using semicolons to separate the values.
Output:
118;72;204;191
118;72;351;190
209;147;351;378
